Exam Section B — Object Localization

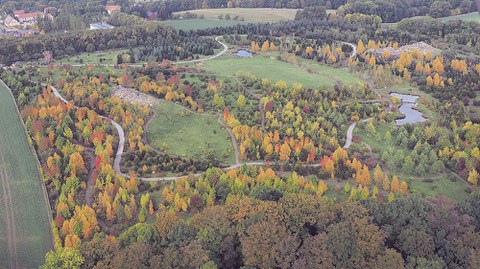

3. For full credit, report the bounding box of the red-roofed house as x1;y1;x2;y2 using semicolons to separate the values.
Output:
105;5;121;14
4;15;20;27
13;10;25;16
15;12;46;23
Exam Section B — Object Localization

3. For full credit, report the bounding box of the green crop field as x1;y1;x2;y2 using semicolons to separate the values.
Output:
173;8;299;22
196;55;361;88
0;80;52;269
147;100;235;164
162;18;249;31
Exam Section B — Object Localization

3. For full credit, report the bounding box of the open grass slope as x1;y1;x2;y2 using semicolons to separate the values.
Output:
0;80;52;269
174;8;299;22
439;12;479;23
197;55;361;88
54;49;130;65
147;100;235;164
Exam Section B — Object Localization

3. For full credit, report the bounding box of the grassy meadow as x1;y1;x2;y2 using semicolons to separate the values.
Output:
439;12;480;23
147;100;235;164
194;54;361;88
0;80;52;269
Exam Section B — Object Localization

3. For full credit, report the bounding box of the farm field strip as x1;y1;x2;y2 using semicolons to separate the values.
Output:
0;146;18;269
0;80;53;269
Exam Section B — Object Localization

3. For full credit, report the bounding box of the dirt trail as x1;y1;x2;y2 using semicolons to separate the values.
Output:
0;145;18;269
84;148;95;207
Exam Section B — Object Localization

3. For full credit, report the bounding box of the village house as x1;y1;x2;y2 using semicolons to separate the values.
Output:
105;5;121;14
13;10;25;16
4;15;20;28
15;11;47;23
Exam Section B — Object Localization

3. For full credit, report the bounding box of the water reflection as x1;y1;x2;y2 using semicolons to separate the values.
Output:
390;93;427;125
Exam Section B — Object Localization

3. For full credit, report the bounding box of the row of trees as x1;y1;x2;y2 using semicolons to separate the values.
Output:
0;13;220;65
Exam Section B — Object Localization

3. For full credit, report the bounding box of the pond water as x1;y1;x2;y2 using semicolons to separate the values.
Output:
236;50;253;57
390;93;427;125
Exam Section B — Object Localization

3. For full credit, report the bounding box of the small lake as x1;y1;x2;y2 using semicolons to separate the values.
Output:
236;50;253;57
390;93;427;125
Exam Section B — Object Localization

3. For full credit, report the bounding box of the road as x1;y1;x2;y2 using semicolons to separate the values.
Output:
343;118;372;149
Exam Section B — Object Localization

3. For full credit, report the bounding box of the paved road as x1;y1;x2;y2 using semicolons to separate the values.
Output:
343;118;372;149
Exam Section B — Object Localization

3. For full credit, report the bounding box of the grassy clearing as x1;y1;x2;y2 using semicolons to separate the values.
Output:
195;54;361;88
407;174;470;202
173;8;299;22
162;19;248;31
147;100;235;164
0;80;52;268
54;49;135;65
439;12;480;23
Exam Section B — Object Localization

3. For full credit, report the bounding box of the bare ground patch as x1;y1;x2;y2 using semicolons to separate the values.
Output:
111;86;159;107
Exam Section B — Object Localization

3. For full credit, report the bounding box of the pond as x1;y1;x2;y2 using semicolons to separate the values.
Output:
236;50;253;57
390;93;427;125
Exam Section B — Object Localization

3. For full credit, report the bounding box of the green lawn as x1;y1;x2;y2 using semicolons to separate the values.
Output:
196;55;362;89
162;19;249;31
439;12;480;23
408;175;470;202
0;80;52;268
54;49;133;65
173;8;299;22
147;100;235;164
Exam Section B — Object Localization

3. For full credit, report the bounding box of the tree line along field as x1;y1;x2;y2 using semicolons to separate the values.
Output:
162;18;249;31
173;8;299;22
0;80;52;269
147;100;235;164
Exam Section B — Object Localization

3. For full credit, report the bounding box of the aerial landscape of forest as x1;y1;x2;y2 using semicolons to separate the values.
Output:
0;0;479;268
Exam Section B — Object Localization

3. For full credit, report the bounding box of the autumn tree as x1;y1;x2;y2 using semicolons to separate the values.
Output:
467;169;478;185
